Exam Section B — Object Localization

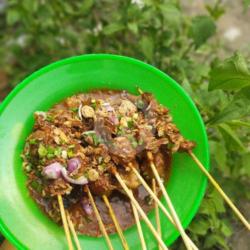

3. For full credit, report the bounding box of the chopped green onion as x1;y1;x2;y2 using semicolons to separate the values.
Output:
98;164;106;172
131;140;138;148
90;102;97;110
47;146;55;154
38;144;47;158
83;131;103;146
82;130;95;135
47;153;55;159
54;147;62;157
39;159;46;165
127;135;138;148
46;115;54;122
127;120;134;129
30;181;43;193
67;150;75;158
70;107;78;112
138;138;144;145
92;133;100;146
117;126;125;136
35;169;43;177
29;139;38;145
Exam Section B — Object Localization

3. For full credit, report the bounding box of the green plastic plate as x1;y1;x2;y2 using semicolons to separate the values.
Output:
0;54;209;250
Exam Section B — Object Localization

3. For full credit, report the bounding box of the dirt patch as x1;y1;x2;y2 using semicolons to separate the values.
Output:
181;0;250;55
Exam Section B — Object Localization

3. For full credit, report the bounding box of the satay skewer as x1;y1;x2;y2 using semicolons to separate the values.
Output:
66;211;82;250
130;193;147;250
86;187;114;250
130;164;173;222
130;165;198;250
152;179;162;250
147;152;194;250
115;172;169;250
103;195;130;250
57;194;74;250
188;151;250;231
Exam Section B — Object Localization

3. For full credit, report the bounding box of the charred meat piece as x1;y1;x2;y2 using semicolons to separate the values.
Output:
109;136;136;164
141;148;172;181
119;161;141;189
88;174;116;196
44;178;73;196
179;140;196;152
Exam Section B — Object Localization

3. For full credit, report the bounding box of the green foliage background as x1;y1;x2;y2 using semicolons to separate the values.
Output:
0;0;249;249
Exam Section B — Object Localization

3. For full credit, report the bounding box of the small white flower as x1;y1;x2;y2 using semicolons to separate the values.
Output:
93;22;103;35
131;0;144;9
17;35;27;47
57;37;66;45
223;27;241;42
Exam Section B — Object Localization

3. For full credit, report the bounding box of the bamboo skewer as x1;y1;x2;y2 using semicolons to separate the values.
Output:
130;165;198;250
147;152;194;250
115;172;169;250
152;179;162;250
130;196;147;250
86;187;114;250
66;211;82;250
188;151;250;231
131;165;173;223
103;195;130;250
136;87;249;238
57;195;74;250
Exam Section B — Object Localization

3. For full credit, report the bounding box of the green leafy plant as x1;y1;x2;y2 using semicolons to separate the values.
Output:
0;1;249;249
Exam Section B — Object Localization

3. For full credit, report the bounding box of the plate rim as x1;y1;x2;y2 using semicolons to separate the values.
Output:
0;53;210;249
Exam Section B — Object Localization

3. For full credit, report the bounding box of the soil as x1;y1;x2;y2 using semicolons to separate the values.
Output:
181;0;250;56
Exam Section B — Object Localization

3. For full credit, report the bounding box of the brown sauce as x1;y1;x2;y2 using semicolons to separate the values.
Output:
24;90;174;236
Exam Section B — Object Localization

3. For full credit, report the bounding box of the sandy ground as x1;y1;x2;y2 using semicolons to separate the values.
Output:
181;0;250;55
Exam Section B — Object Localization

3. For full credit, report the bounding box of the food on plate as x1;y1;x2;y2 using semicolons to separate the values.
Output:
22;90;195;236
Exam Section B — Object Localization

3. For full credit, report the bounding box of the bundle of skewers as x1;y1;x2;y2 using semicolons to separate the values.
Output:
22;88;250;250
